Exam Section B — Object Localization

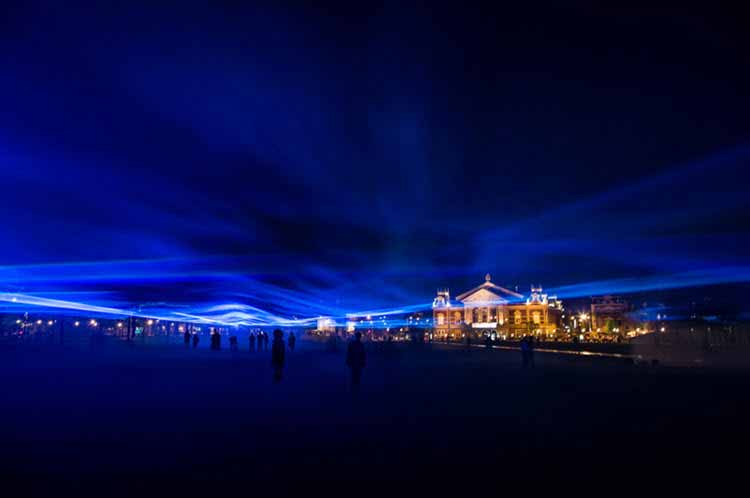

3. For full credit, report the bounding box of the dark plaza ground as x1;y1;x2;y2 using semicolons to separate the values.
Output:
2;338;748;496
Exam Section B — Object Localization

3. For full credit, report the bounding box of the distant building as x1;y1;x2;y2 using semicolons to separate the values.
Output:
433;274;563;339
316;317;336;333
343;310;426;341
590;295;632;333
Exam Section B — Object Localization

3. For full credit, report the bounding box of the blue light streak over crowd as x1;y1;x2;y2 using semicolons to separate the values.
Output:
1;4;749;325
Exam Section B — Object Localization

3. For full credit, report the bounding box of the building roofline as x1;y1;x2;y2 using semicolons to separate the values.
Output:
455;281;524;301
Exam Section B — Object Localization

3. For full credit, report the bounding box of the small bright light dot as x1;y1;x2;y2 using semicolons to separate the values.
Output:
147;319;154;325
660;327;666;332
15;319;21;324
36;320;42;325
48;320;53;326
117;322;123;328
74;321;80;327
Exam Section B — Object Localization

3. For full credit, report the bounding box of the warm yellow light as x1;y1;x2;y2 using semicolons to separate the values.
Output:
579;313;589;321
147;319;154;325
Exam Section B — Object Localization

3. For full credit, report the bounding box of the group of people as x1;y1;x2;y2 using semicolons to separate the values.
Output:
182;327;367;387
271;329;365;386
247;331;296;353
248;331;269;352
183;330;201;348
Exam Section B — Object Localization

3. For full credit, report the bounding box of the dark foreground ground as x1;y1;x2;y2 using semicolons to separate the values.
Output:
2;339;748;496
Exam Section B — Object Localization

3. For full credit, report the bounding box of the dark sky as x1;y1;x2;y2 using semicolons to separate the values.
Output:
1;2;749;323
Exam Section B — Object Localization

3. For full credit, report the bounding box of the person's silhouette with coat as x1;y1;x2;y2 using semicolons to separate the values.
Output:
271;329;286;382
346;332;366;387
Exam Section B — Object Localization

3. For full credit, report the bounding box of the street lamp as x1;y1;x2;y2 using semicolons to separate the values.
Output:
578;313;589;333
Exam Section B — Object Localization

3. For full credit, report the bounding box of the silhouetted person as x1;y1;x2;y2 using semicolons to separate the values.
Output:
263;331;270;352
346;332;366;387
527;335;535;367
328;334;337;352
485;335;492;349
521;335;535;367
229;335;238;352
288;331;296;351
192;333;199;349
211;331;221;350
249;332;256;352
271;329;285;382
184;329;191;347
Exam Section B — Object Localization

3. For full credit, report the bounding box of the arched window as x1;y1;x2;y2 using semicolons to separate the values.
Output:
532;311;541;324
514;310;522;324
436;313;445;325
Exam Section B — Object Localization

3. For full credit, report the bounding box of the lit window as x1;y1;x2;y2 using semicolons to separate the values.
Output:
437;313;445;325
533;311;541;324
514;311;522;324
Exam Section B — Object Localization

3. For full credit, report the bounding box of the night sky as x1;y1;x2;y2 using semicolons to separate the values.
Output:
1;3;749;323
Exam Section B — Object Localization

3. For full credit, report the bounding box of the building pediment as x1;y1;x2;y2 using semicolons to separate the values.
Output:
456;279;523;303
460;288;508;305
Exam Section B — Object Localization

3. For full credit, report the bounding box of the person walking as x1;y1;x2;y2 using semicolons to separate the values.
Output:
249;332;256;352
271;329;286;382
263;331;270;352
346;332;366;387
520;335;532;367
229;334;238;352
192;332;199;349
527;335;536;368
288;331;296;352
184;328;191;348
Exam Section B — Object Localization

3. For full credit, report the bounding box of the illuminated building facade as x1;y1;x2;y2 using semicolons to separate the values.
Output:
433;274;563;339
590;295;632;334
